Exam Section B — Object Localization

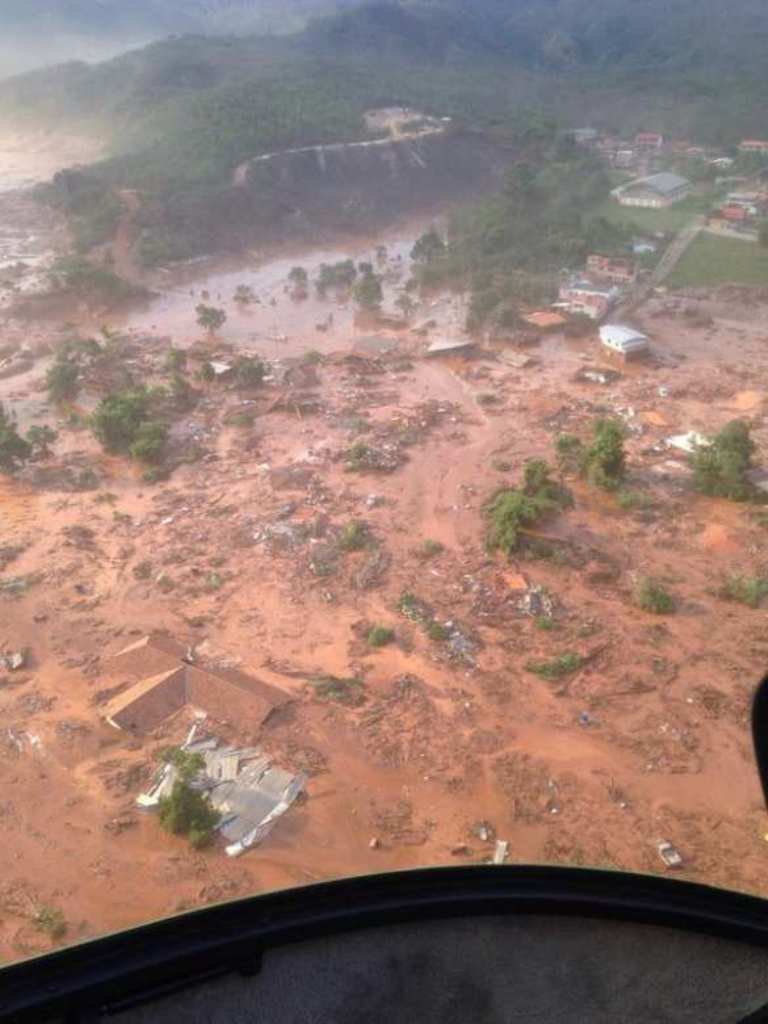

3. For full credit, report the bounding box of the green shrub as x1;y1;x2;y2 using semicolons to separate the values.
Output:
486;459;569;554
718;573;768;608
46;357;80;404
583;419;626;491
129;420;168;463
346;441;372;471
635;577;675;614
427;621;449;642
0;403;32;474
368;625;395;647
133;560;152;580
33;906;67;940
691;420;757;501
339;520;369;552
311;675;365;706
417;539;444;560
525;652;584;679
616;489;654;511
535;616;558;631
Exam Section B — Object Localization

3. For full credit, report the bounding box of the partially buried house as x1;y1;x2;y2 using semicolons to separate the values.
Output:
103;634;288;733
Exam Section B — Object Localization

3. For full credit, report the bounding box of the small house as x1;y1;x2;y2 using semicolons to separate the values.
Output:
558;278;618;321
635;132;664;150
599;324;649;359
613;173;692;209
571;127;599;146
586;254;637;284
104;634;289;734
739;140;768;154
521;310;567;331
614;149;636;169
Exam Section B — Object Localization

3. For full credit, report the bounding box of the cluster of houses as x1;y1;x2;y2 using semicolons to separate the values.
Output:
706;188;768;237
556;254;637;321
572;127;742;177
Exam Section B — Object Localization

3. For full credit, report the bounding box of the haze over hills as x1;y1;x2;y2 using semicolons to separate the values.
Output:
5;0;768;75
0;0;343;75
3;0;768;266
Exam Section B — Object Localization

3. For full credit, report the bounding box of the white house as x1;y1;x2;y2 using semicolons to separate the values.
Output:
600;324;649;358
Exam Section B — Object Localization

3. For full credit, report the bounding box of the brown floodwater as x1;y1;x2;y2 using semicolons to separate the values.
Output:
112;221;466;360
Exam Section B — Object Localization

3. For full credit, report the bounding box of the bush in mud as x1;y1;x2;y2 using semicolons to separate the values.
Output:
525;652;584;679
616;489;655;511
338;520;369;552
416;539;444;560
368;625;395;648
46;356;80;404
310;675;366;707
635;577;675;615
234;356;265;388
0;403;31;474
582;418;626;491
718;573;768;609
33;905;67;941
691;420;759;502
486;459;570;554
91;386;168;463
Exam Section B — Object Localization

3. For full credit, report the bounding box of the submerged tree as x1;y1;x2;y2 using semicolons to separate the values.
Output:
195;303;227;335
233;284;256;306
411;228;446;265
353;267;383;311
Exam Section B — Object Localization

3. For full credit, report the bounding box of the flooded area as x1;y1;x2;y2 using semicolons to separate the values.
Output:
113;221;460;360
2;139;768;962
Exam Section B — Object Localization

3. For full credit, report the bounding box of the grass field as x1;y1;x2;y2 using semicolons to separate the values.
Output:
587;194;713;234
666;233;768;288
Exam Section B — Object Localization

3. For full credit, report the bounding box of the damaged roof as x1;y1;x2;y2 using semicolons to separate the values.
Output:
138;735;306;857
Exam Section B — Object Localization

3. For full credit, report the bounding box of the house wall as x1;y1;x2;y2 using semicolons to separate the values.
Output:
109;673;186;732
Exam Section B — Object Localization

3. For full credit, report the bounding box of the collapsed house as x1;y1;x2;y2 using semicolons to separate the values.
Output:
138;729;306;857
103;634;289;734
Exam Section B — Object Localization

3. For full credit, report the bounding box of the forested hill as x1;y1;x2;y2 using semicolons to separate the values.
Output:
5;0;768;76
2;0;768;193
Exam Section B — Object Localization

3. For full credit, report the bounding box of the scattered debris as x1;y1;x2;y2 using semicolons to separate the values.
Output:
657;840;683;869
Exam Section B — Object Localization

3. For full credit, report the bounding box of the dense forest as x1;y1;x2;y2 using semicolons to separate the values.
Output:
409;139;632;333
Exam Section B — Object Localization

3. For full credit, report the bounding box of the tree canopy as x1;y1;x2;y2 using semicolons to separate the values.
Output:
691;420;757;501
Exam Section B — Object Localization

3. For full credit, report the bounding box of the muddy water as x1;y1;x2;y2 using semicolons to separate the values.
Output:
113;222;463;359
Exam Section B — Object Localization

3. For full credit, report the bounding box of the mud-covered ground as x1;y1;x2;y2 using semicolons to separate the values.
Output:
2;195;768;960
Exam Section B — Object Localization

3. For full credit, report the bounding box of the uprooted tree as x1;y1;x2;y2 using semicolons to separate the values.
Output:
486;458;572;554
